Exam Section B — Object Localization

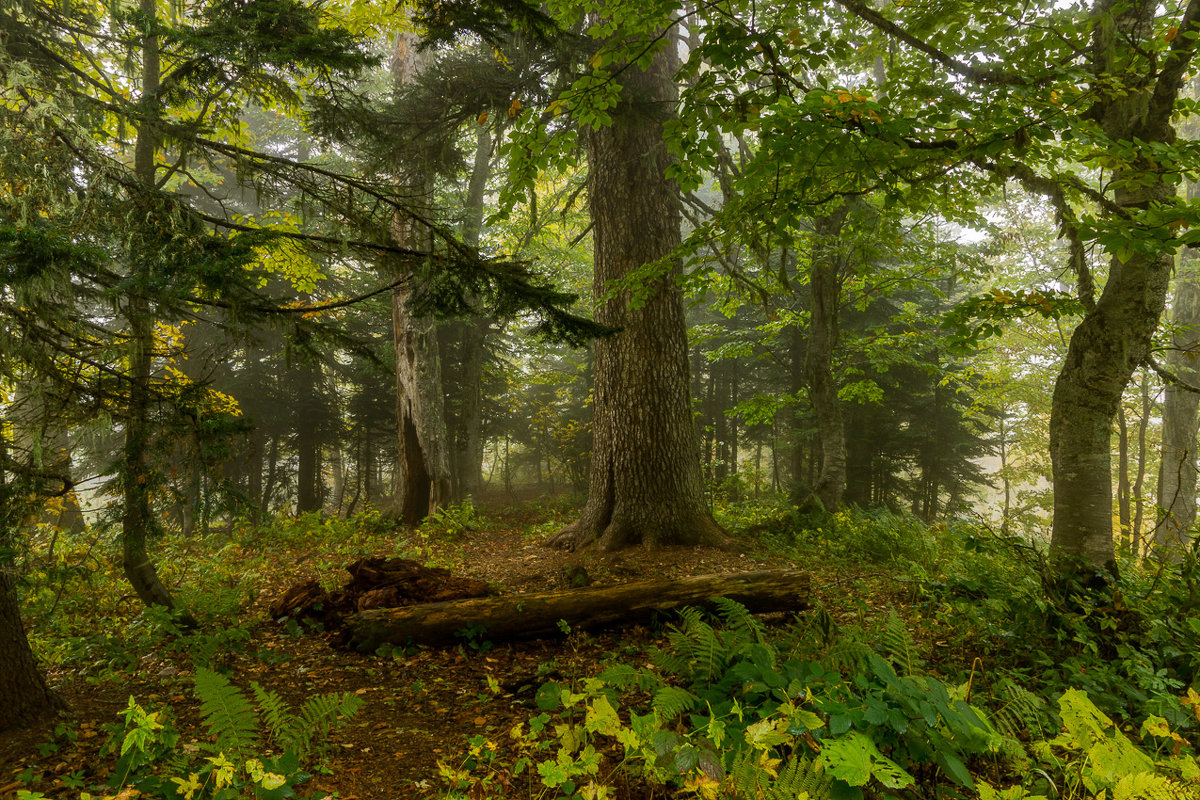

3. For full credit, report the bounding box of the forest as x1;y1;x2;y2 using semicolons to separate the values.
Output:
5;0;1200;797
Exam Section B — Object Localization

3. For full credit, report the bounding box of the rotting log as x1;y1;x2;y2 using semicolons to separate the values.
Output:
345;570;809;650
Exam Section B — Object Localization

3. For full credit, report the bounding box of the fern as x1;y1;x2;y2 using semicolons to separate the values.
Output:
194;668;364;768
879;610;916;675
712;597;766;645
769;756;833;800
991;677;1052;741
193;667;260;764
727;751;832;800
824;637;873;675
251;683;306;756
652;686;700;722
300;691;365;757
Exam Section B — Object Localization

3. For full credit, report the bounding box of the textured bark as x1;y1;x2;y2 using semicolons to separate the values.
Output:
294;362;321;513
446;126;494;501
0;564;62;731
546;25;727;551
122;0;176;609
1157;253;1200;560
1049;0;1185;568
389;30;453;526
345;570;809;649
805;210;849;513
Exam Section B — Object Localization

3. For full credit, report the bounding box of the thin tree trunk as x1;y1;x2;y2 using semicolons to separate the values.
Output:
1117;405;1132;542
1157;229;1200;560
123;0;176;609
805;209;850;513
1131;370;1151;550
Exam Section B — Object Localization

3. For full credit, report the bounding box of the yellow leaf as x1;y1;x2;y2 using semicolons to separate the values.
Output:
477;112;489;125
508;98;522;117
1166;26;1179;42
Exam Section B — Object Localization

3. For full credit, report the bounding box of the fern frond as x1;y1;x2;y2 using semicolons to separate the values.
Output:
769;756;832;800
652;686;699;722
991;677;1051;740
251;683;306;756
299;691;364;751
879;610;916;675
194;667;260;763
712;597;766;645
824;638;873;675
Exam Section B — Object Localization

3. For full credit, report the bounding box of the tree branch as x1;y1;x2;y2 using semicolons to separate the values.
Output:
832;0;1034;87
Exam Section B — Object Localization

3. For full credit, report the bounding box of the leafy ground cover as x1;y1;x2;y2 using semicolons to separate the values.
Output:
2;497;1199;799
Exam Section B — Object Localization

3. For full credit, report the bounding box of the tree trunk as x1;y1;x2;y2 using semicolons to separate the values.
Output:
453;126;494;501
0;563;62;731
1157;229;1200;560
546;23;727;551
1131;370;1151;549
1117;405;1132;541
122;0;177;610
1049;0;1181;569
805;209;849;513
0;431;63;730
345;570;809;649
389;30;453;526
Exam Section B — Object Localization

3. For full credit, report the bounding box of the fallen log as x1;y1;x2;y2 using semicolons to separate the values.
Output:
345;570;809;650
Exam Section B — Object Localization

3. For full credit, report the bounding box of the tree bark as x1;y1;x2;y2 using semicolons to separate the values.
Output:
1049;0;1185;568
0;563;62;731
345;570;809;649
122;0;177;609
805;209;850;513
446;125;494;501
546;23;727;551
388;30;453;526
1157;254;1200;560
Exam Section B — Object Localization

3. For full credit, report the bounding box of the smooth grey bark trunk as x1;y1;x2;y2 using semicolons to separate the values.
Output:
1049;0;1191;568
546;23;727;551
1117;406;1132;539
1156;252;1200;560
389;30;453;525
1132;371;1151;547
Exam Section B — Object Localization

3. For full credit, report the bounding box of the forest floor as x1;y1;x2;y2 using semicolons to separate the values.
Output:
0;497;904;800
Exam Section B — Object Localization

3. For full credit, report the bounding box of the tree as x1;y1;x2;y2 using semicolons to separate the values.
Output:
1156;242;1200;559
547;18;726;550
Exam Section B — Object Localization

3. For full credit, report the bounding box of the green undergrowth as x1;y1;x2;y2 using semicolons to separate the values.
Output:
15;506;423;678
17;666;363;800
440;503;1200;799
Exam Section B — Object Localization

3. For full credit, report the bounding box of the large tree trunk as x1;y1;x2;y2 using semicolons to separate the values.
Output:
1049;0;1182;568
1157;252;1200;560
0;433;63;730
345;570;809;649
805;209;849;513
389;30;453;526
546;24;727;551
0;562;61;731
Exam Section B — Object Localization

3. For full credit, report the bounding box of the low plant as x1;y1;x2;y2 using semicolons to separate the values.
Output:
15;666;365;800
